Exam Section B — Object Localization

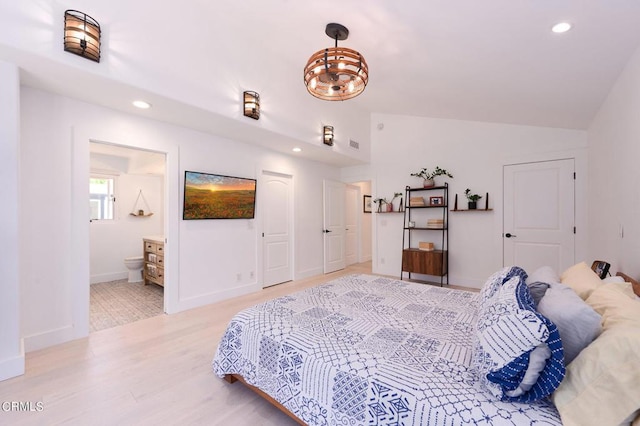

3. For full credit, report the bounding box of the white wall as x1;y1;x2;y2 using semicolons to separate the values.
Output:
90;172;164;283
587;44;640;278
20;86;340;352
0;61;24;380
0;3;372;166
366;114;588;287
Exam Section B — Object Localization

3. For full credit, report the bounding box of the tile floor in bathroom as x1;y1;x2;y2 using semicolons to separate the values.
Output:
90;279;164;332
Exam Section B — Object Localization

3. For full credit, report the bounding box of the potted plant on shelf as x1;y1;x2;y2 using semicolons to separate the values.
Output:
390;192;403;212
464;188;483;210
373;197;388;213
410;166;454;188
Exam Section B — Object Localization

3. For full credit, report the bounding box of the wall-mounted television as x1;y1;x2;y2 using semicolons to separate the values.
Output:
183;171;257;220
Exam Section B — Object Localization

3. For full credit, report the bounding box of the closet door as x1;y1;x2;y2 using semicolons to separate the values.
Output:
263;172;293;287
503;159;575;273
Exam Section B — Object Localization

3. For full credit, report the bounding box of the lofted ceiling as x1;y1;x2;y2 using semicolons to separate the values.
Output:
2;1;640;166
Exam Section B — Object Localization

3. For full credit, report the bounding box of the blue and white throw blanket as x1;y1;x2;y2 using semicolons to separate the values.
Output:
213;274;561;425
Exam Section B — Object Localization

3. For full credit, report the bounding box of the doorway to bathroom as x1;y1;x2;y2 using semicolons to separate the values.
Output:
88;141;166;332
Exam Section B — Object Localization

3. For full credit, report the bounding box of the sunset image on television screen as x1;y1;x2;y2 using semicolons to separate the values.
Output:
184;171;256;219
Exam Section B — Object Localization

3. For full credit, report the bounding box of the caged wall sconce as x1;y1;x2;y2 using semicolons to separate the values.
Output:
323;125;334;146
243;91;260;120
64;10;101;62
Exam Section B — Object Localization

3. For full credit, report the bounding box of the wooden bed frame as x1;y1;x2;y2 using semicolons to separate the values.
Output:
616;272;640;296
224;374;305;425
223;271;639;425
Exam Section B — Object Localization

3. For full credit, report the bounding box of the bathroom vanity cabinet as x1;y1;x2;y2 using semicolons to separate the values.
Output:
143;237;164;287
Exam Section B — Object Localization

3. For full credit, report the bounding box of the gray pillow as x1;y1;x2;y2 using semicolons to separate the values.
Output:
537;282;601;365
528;281;550;306
526;266;557;306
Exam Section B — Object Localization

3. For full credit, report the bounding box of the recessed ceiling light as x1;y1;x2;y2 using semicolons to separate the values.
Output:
292;147;302;152
132;100;152;109
552;22;572;33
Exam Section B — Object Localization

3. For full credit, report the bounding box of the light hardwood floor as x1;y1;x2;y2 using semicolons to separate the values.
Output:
0;263;379;425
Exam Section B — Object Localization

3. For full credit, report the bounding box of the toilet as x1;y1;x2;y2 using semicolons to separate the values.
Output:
124;256;144;283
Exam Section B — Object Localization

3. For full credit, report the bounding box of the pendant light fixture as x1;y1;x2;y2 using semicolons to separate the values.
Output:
303;23;369;101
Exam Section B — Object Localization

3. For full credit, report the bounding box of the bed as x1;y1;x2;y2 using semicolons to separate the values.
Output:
213;265;640;425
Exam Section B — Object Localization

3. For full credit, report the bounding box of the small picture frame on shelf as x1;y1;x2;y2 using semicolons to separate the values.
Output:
363;195;372;213
429;196;444;206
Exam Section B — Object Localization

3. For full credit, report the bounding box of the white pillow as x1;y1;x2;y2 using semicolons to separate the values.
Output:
602;275;625;284
526;266;560;285
560;261;603;300
504;344;551;397
585;283;640;330
553;325;640;426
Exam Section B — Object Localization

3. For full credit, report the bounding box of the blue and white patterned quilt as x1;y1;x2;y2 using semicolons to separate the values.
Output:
212;274;561;425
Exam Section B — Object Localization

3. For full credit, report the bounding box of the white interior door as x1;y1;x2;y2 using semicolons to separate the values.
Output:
323;180;346;273
262;171;293;287
345;185;359;266
503;159;575;274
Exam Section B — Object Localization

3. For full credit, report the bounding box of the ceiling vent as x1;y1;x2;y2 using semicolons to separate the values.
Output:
349;139;359;150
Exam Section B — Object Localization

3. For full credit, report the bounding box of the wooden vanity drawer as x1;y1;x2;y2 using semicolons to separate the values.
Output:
156;270;164;286
143;238;164;287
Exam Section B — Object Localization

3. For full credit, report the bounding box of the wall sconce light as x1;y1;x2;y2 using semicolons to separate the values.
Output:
323;125;334;146
64;10;101;62
243;91;260;120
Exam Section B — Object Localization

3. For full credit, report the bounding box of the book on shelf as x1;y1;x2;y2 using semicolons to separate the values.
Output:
419;242;434;251
409;196;425;206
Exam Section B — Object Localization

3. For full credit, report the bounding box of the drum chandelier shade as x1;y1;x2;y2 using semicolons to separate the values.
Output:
304;23;369;101
64;10;101;62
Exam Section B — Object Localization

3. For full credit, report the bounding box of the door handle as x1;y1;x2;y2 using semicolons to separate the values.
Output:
505;233;517;238
323;229;332;233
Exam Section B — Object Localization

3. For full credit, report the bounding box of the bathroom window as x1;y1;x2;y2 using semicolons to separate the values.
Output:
90;175;116;221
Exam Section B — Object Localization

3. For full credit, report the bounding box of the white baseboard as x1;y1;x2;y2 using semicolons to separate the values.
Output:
91;271;128;284
23;325;75;352
393;272;483;290
0;339;24;381
295;267;323;280
449;276;484;289
176;282;261;312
